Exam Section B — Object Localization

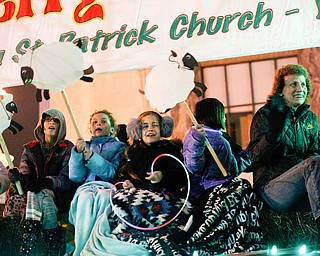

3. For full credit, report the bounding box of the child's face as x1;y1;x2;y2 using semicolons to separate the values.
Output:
43;116;60;139
90;113;112;137
141;114;161;145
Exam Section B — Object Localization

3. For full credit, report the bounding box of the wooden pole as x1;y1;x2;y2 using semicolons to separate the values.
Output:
182;101;228;177
0;134;23;195
61;90;82;138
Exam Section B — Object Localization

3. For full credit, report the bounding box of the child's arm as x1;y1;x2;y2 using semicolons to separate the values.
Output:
183;126;206;174
86;142;126;182
69;145;88;183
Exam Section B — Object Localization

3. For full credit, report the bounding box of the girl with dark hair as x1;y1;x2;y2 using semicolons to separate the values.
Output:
195;97;243;154
178;97;266;254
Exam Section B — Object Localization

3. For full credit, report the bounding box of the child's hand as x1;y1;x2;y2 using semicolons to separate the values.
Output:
123;180;134;189
194;124;207;136
83;149;93;161
146;171;163;183
76;138;86;153
8;167;21;183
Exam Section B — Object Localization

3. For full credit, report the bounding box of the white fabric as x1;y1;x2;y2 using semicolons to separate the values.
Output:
19;42;84;91
0;1;319;87
0;160;10;194
145;60;195;112
0;93;13;134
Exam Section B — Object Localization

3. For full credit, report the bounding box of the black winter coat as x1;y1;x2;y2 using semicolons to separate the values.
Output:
115;140;187;196
248;104;319;189
19;140;76;212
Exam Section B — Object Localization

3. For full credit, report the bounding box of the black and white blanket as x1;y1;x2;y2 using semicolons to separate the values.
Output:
179;178;266;255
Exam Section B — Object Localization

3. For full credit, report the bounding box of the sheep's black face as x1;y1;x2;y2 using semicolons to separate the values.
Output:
20;66;34;85
6;101;18;114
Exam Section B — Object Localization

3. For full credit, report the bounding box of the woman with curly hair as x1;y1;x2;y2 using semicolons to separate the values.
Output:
248;64;320;249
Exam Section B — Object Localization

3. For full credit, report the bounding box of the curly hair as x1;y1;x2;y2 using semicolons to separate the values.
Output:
268;64;311;103
87;109;117;136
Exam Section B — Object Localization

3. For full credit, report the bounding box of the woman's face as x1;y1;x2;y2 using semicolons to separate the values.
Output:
90;113;112;137
141;114;161;145
282;74;307;108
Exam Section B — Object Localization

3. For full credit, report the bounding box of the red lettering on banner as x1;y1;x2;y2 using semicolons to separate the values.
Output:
16;0;34;19
0;0;16;22
0;0;63;22
44;0;63;15
74;0;104;23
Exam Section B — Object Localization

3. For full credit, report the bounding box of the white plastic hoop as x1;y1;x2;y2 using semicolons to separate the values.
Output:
110;153;190;231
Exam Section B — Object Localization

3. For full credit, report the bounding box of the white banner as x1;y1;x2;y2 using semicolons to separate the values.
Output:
0;0;320;87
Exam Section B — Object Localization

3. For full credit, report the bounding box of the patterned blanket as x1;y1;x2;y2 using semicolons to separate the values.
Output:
109;185;191;236
179;178;267;255
83;178;266;256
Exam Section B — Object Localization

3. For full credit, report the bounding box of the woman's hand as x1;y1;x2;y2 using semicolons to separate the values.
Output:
146;171;163;183
76;138;86;153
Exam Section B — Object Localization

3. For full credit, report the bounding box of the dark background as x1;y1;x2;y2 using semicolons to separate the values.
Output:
2;85;39;167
